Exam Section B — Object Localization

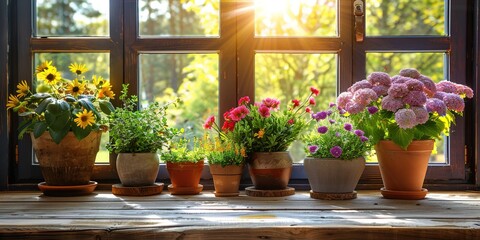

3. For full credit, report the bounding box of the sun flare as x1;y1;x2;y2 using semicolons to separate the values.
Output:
255;0;290;16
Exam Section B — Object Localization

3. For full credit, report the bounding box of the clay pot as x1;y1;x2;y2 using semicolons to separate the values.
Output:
209;164;244;197
375;140;434;199
31;131;101;186
166;160;204;195
304;157;365;193
248;152;292;190
116;153;160;187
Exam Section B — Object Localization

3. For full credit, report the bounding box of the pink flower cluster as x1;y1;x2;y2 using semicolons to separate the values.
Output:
337;68;474;129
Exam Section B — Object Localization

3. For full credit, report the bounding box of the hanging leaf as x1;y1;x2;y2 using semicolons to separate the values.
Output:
33;121;48;138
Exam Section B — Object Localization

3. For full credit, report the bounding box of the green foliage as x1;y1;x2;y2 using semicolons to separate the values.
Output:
106;84;180;153
161;136;205;163
204;135;245;167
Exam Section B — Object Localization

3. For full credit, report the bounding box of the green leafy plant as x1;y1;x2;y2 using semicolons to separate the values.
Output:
303;103;371;160
106;84;180;153
202;133;246;167
6;61;115;143
337;69;473;149
161;134;206;163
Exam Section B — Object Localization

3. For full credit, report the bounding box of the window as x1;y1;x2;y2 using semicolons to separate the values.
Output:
5;0;476;187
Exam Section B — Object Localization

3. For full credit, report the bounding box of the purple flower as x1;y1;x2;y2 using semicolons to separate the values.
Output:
411;106;429;125
329;119;335;124
348;80;372;92
335;132;341;137
402;91;427;106
354;129;364;136
339;108;347;114
405;79;424;91
329;102;336;107
360;136;369;142
455;84;474;98
388;83;409;98
345;102;366;114
372;85;389;96
443;93;465;112
353;88;378;105
337;92;353;109
367;72;391;87
391;76;413;84
436;80;457;93
308;145;319;154
418;75;437;94
426;98;447;116
399;68;421;79
381;95;404;112
344;123;353;131
330;146;343;158
367;106;378;114
433;91;447;100
317;126;328;134
395;108;417;129
326;110;333;116
312;111;327;121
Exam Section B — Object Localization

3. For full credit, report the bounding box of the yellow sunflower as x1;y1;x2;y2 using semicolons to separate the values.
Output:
97;81;115;99
74;109;95;129
37;67;61;85
92;75;105;87
69;63;88;75
35;61;53;74
6;94;21;110
66;79;85;97
16;80;30;98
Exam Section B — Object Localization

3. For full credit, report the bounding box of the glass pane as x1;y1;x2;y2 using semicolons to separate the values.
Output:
139;0;219;37
255;53;338;163
366;0;446;36
366;52;447;164
139;53;219;161
255;0;337;37
34;53;110;164
36;0;109;36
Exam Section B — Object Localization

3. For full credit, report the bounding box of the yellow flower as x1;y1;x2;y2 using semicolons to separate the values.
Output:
16;80;30;98
66;79;85;97
69;63;88;75
35;61;53;74
92;75;105;87
6;94;20;110
74;109;95;129
37;67;61;85
97;81;115;99
254;128;265;139
240;147;247;157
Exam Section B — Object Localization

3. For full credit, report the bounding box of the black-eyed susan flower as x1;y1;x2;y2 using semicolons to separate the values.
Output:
97;81;115;99
6;94;21;110
16;80;30;98
37;67;61;85
92;75;105;87
74;109;95;129
69;63;88;75
66;79;85;97
35;60;53;74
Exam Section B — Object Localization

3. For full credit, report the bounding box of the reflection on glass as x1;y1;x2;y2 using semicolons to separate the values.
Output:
34;53;110;163
36;0;109;36
139;0;219;37
255;0;337;37
366;0;446;36
139;54;219;150
255;53;337;163
366;52;447;164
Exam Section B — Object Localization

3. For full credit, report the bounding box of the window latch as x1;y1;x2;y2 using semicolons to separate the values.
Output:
354;0;364;42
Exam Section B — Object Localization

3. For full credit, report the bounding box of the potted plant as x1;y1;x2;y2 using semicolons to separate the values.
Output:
162;136;206;195
303;103;370;200
6;61;115;193
337;68;473;199
203;116;246;197
224;88;318;194
106;85;179;194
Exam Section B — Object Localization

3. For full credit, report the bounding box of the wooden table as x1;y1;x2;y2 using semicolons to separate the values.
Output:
0;190;479;239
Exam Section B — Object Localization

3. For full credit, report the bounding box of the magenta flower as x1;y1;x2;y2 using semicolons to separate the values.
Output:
367;72;391;87
309;97;316;106
312;111;327;121
238;96;250;106
310;87;320;96
317;126;328;134
258;105;271;117
367;106;378;114
405;79;424;91
291;99;300;107
353;88;378;105
344;123;352;131
426;98;447;116
395;108;417;129
230;105;249;121
443;93;465;112
354;129;364;136
387;83;409;98
335;132;341;137
262;98;280;110
402;91;427;106
329;119;335;124
330;146;342;158
360;136;369;142
309;145;319;154
203;116;215;129
411;106;429;125
329;102;336;107
399;68;421;79
348;80;372;92
381;95;404;112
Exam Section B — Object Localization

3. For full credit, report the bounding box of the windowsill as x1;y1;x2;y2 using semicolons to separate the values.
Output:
0;190;479;239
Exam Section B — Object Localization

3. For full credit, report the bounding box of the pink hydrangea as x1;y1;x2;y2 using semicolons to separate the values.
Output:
345;101;366;114
367;72;391;87
372;85;389;96
353;88;377;105
390;75;402;83
336;92;353;109
399;68;421;79
402;91;427;106
433;91;447;100
387;83;409;98
395;108;417;129
411;106;429;125
455;84;474;98
426;98;447;116
436;80;457;93
262;98;280;110
443;93;465;112
348;80;372;92
381;95;404;112
405;79;424;91
391;76;413;84
417;75;437;95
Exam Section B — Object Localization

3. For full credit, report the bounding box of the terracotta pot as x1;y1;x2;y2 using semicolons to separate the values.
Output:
375;140;434;199
31;131;101;186
248;152;292;190
116;153;160;187
304;157;365;193
209;164;244;197
166;160;204;194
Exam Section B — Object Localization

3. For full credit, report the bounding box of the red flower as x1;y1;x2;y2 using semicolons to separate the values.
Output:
262;98;280;110
203;116;215;129
222;120;235;132
230;105;249;121
305;107;311;113
288;119;295;125
310;87;320;96
291;99;300;108
258;105;271;117
238;96;250;106
309;97;316;106
223;108;234;121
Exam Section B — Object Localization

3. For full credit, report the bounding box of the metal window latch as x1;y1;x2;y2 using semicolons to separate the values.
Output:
354;0;364;42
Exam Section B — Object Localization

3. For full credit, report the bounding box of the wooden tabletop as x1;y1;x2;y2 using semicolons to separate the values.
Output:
0;190;479;239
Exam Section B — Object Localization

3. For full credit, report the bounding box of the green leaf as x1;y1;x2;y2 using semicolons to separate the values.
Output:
78;98;101;119
64;96;76;102
99;100;115;115
49;123;70;144
33;122;48;138
30;93;51;100
46;99;70;115
388;125;414;150
45;110;70;132
18;119;35;139
72;123;92;140
35;97;54;115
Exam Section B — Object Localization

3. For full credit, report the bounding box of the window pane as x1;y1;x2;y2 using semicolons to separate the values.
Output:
366;52;447;164
255;53;338;163
139;0;219;37
139;53;219;155
36;0;109;37
255;0;337;37
34;53;110;164
366;0;446;36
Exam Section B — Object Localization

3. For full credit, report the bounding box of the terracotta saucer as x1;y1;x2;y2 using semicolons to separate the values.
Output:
168;184;203;195
214;191;240;197
380;187;428;200
38;181;97;197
